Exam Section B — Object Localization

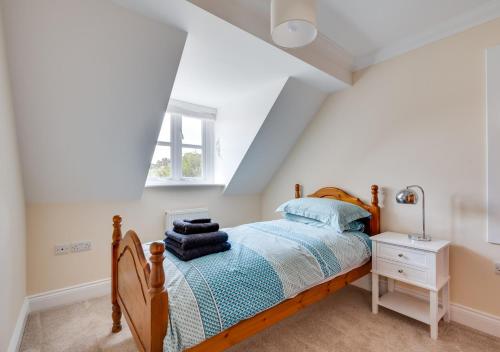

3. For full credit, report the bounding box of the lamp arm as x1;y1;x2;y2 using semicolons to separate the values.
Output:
407;185;425;238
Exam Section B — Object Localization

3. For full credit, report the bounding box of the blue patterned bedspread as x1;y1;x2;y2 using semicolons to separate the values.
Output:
144;219;371;352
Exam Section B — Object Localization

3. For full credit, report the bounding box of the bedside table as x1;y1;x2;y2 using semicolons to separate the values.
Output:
371;232;450;339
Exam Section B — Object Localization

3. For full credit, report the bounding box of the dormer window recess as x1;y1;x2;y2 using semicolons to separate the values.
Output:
146;100;216;187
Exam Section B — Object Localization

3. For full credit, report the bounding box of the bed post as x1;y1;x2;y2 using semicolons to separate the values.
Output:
295;184;301;198
148;242;168;352
111;215;122;333
371;185;380;234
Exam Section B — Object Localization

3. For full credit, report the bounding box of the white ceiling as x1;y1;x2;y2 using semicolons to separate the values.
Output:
234;0;500;69
113;0;499;108
318;0;499;67
319;0;493;57
114;0;348;109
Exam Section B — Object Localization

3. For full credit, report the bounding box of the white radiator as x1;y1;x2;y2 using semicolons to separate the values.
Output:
165;208;209;231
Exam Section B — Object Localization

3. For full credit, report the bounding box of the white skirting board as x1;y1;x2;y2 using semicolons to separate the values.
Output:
7;279;110;351
451;302;500;338
351;275;500;338
7;298;29;352
28;278;111;312
7;276;500;351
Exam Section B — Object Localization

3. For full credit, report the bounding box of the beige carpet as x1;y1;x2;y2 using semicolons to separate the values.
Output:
20;286;500;352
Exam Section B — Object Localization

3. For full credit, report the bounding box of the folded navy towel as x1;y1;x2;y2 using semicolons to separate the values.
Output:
164;239;230;261
173;219;219;235
166;230;228;250
184;218;211;224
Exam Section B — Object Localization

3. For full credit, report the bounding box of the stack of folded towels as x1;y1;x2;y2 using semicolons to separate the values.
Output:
164;218;231;261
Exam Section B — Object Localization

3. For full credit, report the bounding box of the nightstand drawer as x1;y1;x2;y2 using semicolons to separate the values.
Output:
378;243;428;267
376;258;428;285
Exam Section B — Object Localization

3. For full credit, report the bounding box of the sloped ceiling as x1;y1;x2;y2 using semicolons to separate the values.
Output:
187;0;353;85
192;0;500;70
114;0;348;95
224;78;327;195
214;78;288;185
2;0;187;203
320;0;499;68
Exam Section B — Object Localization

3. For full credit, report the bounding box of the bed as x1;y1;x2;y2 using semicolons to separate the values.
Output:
111;184;380;352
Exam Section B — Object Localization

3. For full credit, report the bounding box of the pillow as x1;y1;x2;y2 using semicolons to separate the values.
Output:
284;213;367;232
276;197;371;233
283;213;329;228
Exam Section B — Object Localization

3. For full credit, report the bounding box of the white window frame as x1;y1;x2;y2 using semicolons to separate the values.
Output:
147;100;215;186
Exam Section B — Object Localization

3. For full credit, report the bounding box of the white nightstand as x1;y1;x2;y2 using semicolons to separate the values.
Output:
371;232;450;339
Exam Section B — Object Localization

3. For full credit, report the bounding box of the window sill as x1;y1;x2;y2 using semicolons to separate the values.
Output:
145;181;225;188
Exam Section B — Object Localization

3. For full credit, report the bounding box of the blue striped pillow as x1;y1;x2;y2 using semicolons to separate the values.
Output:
283;213;366;232
277;197;371;233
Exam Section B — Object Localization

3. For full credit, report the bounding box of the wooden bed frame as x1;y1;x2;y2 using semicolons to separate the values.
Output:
111;184;380;352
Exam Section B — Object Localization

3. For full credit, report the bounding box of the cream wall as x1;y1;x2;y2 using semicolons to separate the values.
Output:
27;187;260;294
262;19;500;316
0;3;26;350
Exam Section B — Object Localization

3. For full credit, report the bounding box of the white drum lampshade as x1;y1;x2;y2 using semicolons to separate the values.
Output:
271;0;318;48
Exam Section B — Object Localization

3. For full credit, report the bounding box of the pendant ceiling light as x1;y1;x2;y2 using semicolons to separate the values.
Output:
271;0;318;48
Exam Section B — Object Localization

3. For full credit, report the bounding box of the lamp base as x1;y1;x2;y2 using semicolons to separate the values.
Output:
408;234;432;241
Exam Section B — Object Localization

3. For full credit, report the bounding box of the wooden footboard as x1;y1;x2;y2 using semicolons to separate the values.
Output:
112;216;168;352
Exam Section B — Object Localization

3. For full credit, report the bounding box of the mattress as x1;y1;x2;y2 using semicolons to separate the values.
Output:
143;219;372;352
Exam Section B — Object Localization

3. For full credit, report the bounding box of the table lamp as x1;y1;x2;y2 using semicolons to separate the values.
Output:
396;185;431;241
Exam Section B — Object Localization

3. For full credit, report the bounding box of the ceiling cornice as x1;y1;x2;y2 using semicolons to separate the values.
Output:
353;0;500;71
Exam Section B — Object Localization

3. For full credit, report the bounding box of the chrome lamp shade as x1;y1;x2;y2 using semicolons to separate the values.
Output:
396;188;418;204
395;185;431;241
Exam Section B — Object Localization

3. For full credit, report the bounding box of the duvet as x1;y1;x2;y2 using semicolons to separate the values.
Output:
144;219;372;352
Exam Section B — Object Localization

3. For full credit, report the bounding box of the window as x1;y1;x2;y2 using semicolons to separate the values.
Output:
147;100;215;186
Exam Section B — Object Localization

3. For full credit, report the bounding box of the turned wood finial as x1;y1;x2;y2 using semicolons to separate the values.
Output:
149;242;166;294
371;185;379;206
112;215;122;244
113;215;122;224
295;184;301;198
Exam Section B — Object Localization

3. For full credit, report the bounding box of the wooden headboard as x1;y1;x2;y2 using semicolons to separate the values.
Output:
294;184;380;236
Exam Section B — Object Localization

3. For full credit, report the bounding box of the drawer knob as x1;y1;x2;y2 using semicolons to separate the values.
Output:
398;269;404;273
398;253;404;257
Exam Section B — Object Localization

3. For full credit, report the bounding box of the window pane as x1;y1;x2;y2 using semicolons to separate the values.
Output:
157;113;171;143
182;116;202;146
148;145;171;179
182;147;202;178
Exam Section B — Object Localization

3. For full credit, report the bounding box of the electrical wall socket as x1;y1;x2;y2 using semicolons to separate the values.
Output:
55;244;70;255
71;241;92;253
495;261;500;275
